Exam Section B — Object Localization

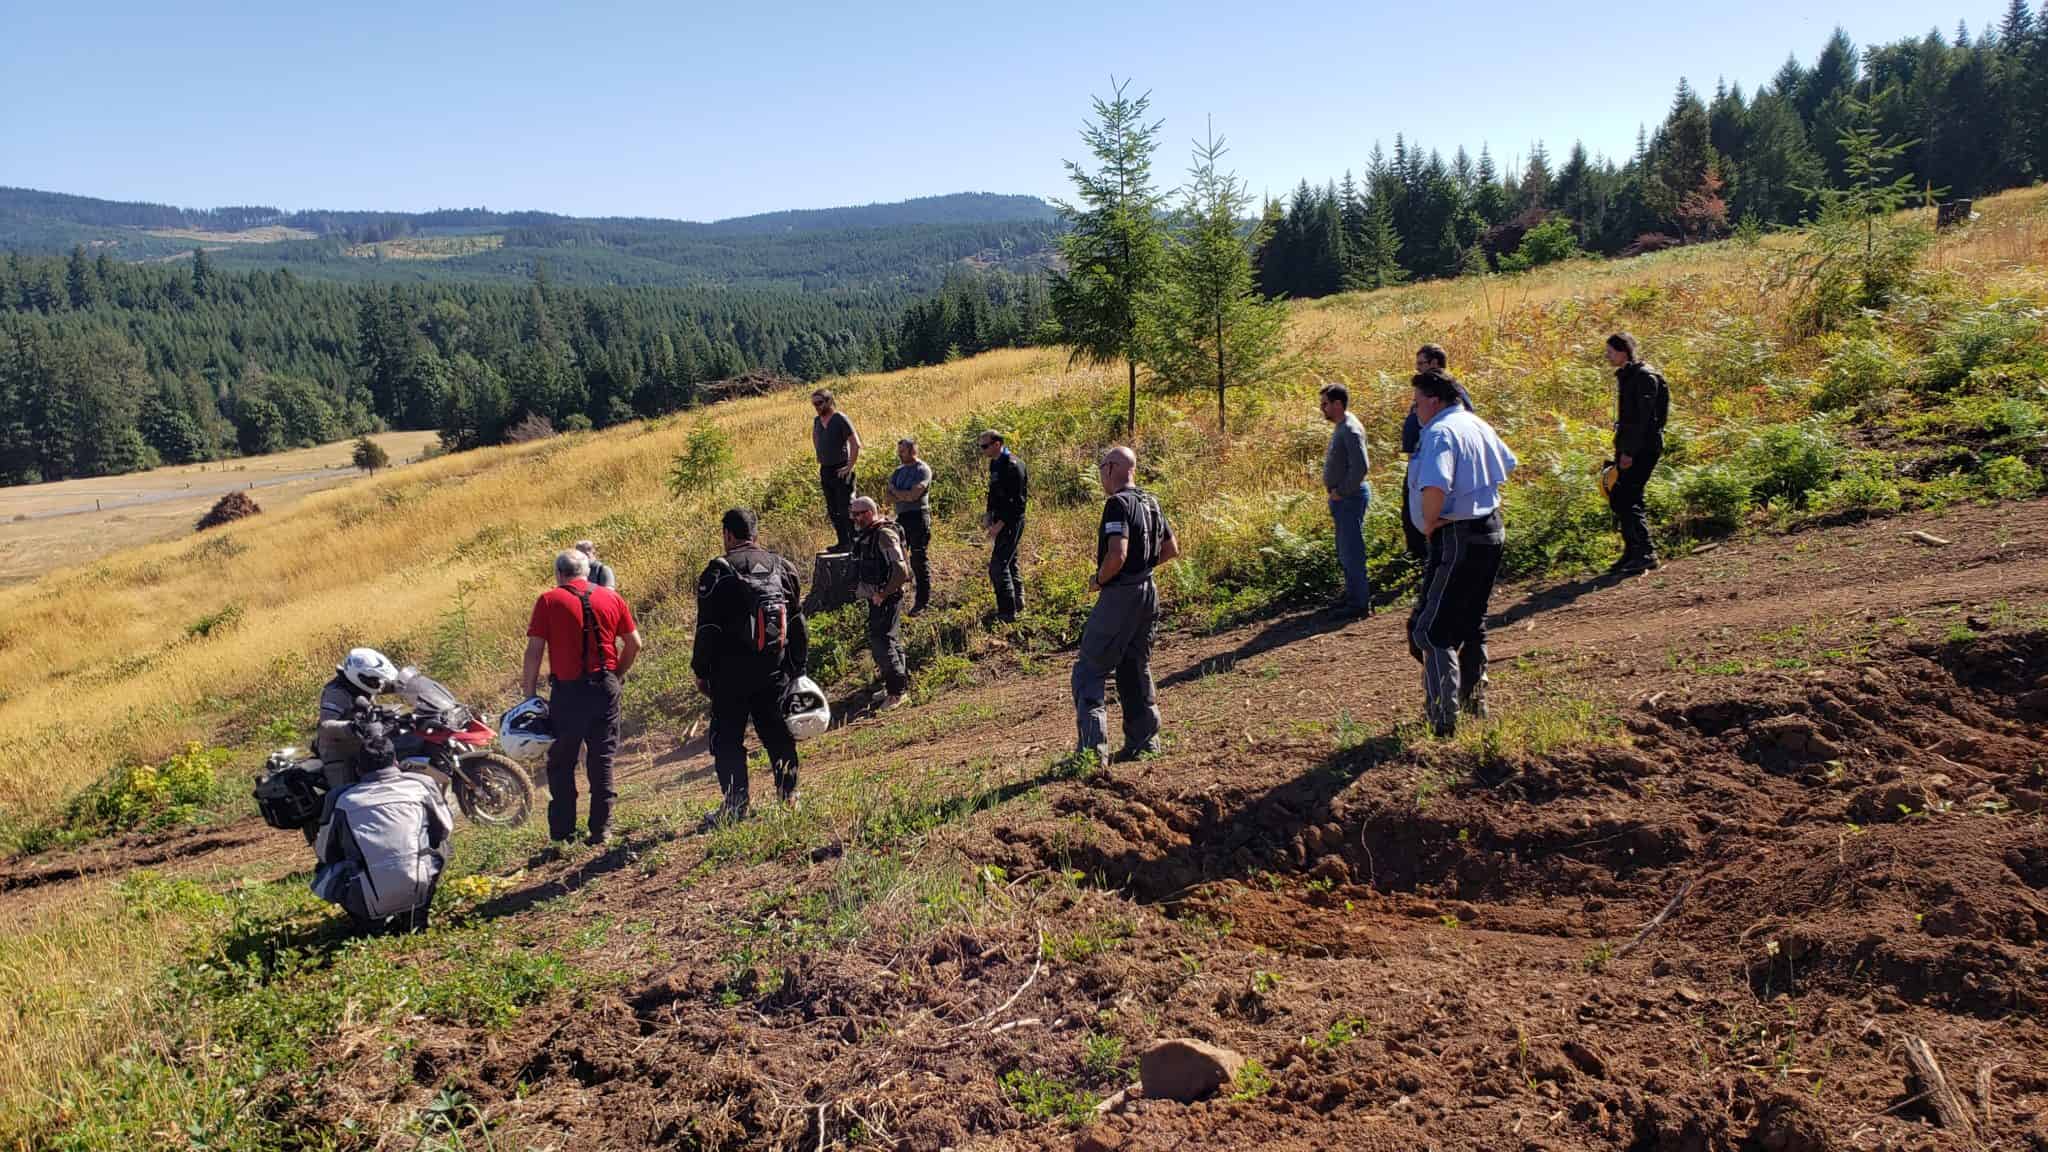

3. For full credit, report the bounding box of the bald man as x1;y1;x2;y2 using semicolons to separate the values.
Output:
1074;446;1178;764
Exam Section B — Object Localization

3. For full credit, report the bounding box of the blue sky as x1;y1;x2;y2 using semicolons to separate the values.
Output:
0;0;1984;221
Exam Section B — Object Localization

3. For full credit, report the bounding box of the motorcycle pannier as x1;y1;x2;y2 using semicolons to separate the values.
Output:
254;761;327;831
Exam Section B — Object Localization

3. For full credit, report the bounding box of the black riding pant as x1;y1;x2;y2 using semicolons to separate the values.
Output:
868;593;909;696
899;507;932;607
1608;440;1662;561
820;465;855;551
1408;513;1504;735
990;518;1025;620
709;675;798;811
546;672;620;841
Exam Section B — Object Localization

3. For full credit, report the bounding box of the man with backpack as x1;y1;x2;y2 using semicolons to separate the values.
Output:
522;549;643;847
1605;332;1670;575
693;507;810;820
1074;446;1178;765
849;496;912;710
575;539;617;590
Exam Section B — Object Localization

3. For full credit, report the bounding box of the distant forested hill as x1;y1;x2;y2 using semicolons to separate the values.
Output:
0;187;1060;291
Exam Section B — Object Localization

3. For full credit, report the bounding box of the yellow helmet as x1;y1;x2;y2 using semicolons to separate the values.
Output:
1599;462;1619;497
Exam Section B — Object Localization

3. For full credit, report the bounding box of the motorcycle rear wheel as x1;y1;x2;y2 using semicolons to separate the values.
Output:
457;754;534;827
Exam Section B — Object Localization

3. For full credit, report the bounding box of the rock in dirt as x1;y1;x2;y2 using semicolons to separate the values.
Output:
1561;1039;1609;1079
1139;1038;1245;1102
1074;1125;1124;1152
1310;855;1351;885
1848;782;1926;823
1751;1091;1833;1152
196;490;262;531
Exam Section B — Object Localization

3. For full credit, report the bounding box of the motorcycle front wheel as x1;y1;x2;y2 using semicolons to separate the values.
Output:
456;753;534;827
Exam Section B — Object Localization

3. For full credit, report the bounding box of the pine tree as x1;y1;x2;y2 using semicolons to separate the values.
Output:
1050;78;1170;434
189;247;213;300
1355;192;1407;290
1519;143;1552;209
1337;171;1369;288
1138;122;1288;435
65;247;99;310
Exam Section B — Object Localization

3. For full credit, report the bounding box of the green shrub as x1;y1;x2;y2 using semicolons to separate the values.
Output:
1688;315;1779;394
1500;472;1614;576
1814;334;1905;412
55;743;234;843
1814;459;1904;518
1496;217;1581;273
1950;394;2044;442
1000;1069;1097;1127
1741;422;1841;509
1673;463;1752;537
1919;300;2047;393
754;454;819;522
1982;455;2043;500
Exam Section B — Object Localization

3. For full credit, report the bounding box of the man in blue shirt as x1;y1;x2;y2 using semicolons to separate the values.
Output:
1407;369;1518;737
887;437;935;615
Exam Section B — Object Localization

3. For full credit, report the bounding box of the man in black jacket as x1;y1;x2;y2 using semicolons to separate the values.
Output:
1401;345;1473;561
979;429;1028;623
692;508;809;820
1605;332;1670;575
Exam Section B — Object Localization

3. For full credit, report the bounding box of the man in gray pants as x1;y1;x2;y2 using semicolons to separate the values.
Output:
1073;446;1179;764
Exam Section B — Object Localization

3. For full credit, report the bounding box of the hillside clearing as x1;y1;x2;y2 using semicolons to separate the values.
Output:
0;430;441;584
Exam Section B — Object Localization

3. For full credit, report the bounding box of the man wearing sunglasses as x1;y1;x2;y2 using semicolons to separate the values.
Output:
812;388;861;551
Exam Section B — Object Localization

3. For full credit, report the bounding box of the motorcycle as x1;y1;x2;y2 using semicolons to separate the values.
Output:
254;666;534;837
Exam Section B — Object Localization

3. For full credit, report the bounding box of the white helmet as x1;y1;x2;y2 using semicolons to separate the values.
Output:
339;648;400;696
784;676;831;742
499;696;554;761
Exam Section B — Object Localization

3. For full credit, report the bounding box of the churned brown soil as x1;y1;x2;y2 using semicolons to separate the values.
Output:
10;497;2048;1151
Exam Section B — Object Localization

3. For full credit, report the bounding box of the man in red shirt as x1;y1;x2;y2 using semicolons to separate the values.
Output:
522;549;643;846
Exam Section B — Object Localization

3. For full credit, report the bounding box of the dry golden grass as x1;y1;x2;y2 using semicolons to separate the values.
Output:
0;350;1109;823
4;188;2042;828
0;430;441;584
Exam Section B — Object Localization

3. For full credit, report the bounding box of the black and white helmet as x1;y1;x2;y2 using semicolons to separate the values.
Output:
339;648;400;696
783;676;831;742
499;696;555;761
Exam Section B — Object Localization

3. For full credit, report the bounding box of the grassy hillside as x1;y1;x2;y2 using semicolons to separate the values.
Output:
1;188;2045;1152
3;188;2044;845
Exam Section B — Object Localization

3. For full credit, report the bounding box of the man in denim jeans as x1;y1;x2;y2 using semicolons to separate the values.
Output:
1319;382;1372;618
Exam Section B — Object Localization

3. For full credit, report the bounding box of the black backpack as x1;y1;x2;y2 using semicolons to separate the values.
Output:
713;552;791;673
570;585;607;684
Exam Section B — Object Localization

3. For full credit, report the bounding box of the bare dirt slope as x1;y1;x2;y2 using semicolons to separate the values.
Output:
7;498;2047;1151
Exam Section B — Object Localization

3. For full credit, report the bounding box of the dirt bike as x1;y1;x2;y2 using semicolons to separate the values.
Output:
254;667;533;837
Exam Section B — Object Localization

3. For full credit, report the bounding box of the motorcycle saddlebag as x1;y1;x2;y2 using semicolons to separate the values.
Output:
253;761;327;831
